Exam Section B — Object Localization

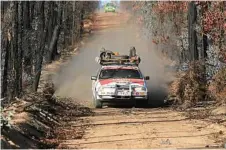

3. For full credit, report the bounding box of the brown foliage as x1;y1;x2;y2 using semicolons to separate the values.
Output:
43;82;55;101
169;61;207;109
169;63;226;108
1;82;94;149
209;67;226;106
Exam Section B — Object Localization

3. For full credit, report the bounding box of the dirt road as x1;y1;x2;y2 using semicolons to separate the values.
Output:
63;108;225;149
54;10;226;148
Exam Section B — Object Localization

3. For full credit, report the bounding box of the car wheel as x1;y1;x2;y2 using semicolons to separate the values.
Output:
93;96;102;108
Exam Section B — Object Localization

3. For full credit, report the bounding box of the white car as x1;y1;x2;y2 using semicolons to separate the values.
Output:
91;65;149;108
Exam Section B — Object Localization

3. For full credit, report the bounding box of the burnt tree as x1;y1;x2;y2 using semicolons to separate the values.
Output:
47;2;63;63
188;2;198;61
32;2;50;91
11;1;19;98
1;1;99;99
1;33;10;98
23;1;32;75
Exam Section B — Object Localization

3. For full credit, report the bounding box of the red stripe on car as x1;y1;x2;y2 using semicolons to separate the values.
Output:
99;79;144;85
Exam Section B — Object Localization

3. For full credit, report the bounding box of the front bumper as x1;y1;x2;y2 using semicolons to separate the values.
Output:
105;9;115;12
96;85;148;102
97;94;148;102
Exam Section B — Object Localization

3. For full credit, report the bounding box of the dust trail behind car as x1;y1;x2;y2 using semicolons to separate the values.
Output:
53;10;174;106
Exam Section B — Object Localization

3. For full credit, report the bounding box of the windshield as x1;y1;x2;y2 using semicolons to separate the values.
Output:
99;69;143;79
106;3;114;7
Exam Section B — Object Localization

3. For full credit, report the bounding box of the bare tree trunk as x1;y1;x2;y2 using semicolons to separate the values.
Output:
199;3;209;88
202;35;208;58
40;2;45;30
47;2;54;46
1;38;10;98
200;2;209;60
22;1;32;75
17;1;23;95
47;25;60;63
12;1;19;97
188;2;198;61
62;3;67;49
23;1;30;29
32;2;50;91
72;2;75;46
1;1;5;17
52;3;63;60
30;1;35;21
47;2;62;63
45;2;55;62
23;38;32;75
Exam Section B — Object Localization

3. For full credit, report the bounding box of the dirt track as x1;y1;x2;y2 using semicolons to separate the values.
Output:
55;10;226;148
62;108;225;149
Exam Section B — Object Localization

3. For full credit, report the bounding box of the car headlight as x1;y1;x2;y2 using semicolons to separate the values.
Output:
98;87;106;95
132;86;147;96
141;87;147;91
98;86;115;95
98;86;104;92
132;86;147;95
132;85;146;91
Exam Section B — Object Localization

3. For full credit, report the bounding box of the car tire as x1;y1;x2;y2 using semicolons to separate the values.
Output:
93;96;102;108
95;99;103;108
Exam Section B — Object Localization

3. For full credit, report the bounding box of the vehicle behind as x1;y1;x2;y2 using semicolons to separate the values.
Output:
104;2;116;13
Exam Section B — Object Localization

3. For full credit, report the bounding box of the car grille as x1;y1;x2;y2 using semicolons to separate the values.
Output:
116;85;130;91
114;96;131;99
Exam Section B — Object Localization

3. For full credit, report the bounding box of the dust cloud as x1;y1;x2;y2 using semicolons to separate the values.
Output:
53;10;174;107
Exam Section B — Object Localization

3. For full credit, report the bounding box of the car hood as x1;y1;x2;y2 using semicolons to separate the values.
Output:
99;78;144;86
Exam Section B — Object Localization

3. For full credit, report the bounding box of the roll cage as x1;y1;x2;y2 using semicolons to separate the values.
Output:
95;47;141;66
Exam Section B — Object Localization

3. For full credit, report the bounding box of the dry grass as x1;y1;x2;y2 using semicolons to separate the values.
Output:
167;62;226;128
169;64;226;108
168;61;207;109
1;82;94;149
209;67;226;106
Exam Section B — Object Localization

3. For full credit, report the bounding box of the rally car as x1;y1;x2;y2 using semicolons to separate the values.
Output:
91;48;149;108
104;2;116;13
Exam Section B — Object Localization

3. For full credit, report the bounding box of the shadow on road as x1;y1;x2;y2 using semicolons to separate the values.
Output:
104;87;169;109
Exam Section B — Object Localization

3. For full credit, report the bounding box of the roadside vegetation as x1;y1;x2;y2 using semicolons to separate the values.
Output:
1;1;98;148
125;1;226;108
1;1;98;100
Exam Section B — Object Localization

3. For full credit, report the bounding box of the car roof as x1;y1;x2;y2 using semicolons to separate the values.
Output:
101;65;139;70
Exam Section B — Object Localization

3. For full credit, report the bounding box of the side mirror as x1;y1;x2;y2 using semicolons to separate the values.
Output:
91;76;97;80
144;76;150;80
